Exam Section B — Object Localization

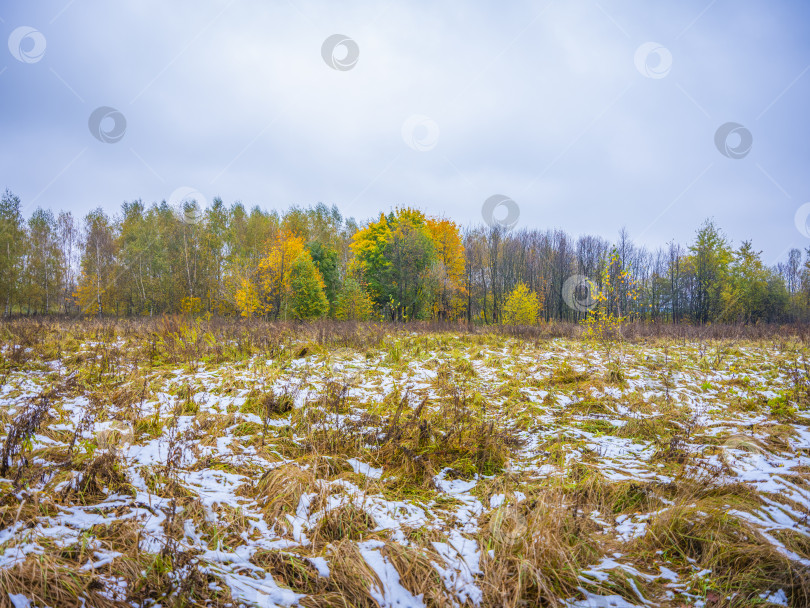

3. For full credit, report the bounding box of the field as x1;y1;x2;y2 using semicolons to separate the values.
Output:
1;319;810;608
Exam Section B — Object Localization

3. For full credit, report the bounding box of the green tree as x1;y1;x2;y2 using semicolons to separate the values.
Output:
689;220;732;323
290;253;328;320
75;209;117;315
24;208;61;313
0;189;26;315
118;200;151;314
56;211;79;313
307;241;339;312
723;241;768;322
206;197;229;313
723;241;788;323
351;209;437;320
335;267;375;321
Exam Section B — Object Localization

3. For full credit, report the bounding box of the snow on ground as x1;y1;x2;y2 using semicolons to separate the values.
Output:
1;333;809;606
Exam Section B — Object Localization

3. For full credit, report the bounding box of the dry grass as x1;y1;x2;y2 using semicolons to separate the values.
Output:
245;464;319;534
302;540;382;608
2;318;810;606
0;555;122;608
310;502;378;547
481;489;604;606
640;504;810;605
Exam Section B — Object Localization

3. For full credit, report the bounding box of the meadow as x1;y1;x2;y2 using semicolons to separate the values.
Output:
1;318;809;607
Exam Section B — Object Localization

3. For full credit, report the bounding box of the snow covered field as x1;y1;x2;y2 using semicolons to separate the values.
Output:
1;322;810;607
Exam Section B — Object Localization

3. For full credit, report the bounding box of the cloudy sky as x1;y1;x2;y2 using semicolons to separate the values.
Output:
2;0;809;261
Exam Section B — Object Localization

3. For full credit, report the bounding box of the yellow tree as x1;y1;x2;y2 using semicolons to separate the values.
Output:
349;213;391;304
256;230;306;319
502;283;541;325
74;271;102;315
234;228;332;320
426;217;466;320
234;276;259;317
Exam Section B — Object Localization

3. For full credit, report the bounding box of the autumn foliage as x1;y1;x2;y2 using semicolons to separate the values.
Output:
0;188;799;325
350;208;467;321
502;283;542;325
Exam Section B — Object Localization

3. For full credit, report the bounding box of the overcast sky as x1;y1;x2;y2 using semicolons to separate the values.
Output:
2;0;809;262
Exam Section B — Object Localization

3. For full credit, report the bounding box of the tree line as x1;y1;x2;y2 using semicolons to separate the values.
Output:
0;187;805;324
